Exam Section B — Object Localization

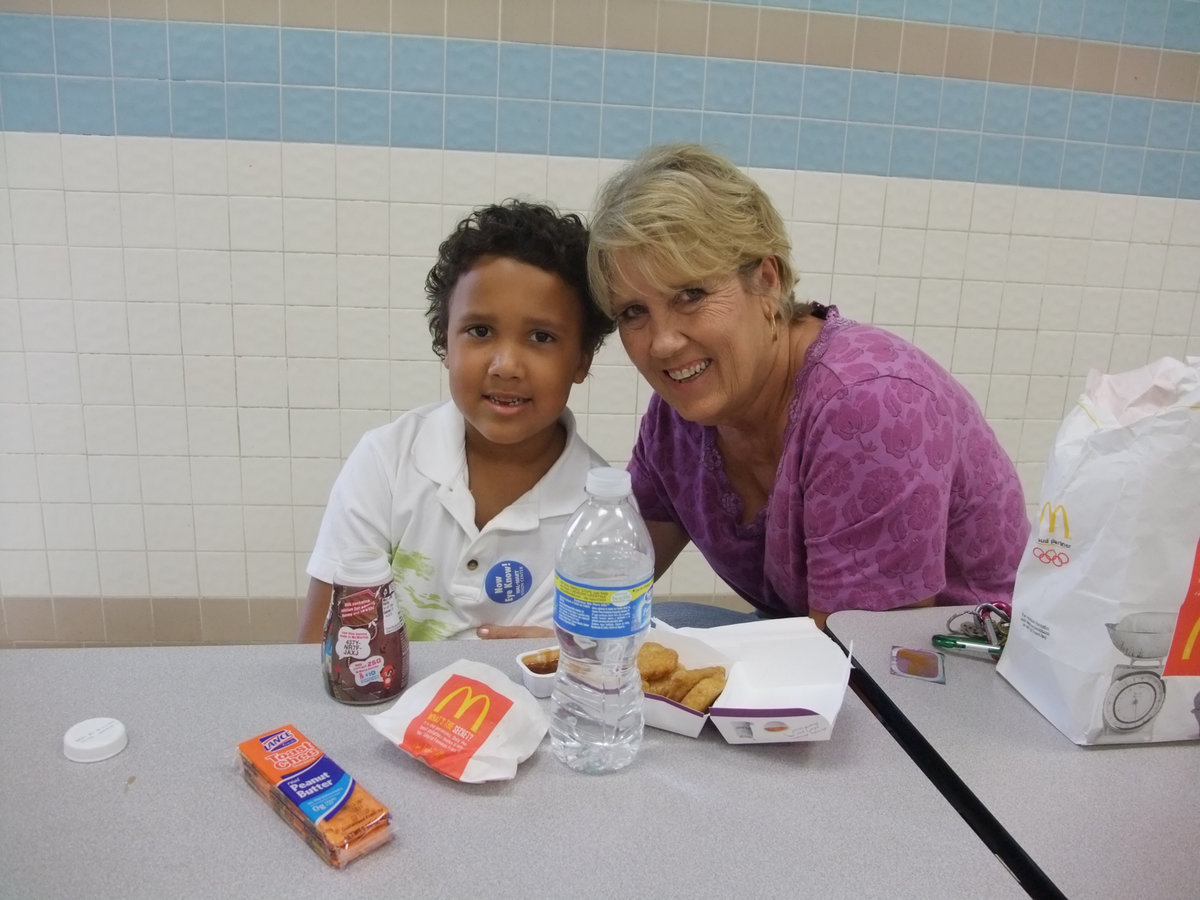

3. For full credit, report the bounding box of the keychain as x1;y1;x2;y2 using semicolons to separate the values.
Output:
932;601;1012;659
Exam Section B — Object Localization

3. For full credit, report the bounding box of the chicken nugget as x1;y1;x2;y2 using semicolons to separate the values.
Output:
680;674;727;712
636;642;679;681
644;674;674;697
661;665;726;703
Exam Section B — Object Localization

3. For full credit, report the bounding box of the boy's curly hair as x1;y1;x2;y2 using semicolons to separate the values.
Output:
425;200;615;360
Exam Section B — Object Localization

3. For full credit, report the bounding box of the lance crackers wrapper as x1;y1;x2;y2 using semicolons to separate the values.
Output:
238;724;392;868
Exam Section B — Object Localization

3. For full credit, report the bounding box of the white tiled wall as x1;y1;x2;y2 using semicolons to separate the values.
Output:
2;132;1199;607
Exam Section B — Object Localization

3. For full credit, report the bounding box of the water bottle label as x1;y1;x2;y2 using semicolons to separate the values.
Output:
553;573;653;638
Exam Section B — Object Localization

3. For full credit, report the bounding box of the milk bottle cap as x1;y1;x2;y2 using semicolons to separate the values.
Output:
63;717;128;762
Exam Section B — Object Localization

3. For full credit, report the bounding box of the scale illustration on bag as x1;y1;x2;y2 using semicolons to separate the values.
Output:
1101;612;1176;732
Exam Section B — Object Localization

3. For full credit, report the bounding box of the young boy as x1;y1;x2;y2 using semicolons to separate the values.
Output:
298;201;614;641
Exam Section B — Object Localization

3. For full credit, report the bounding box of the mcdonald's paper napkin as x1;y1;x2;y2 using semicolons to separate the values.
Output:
363;660;548;783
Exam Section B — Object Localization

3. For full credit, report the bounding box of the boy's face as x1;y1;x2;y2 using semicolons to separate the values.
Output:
444;255;591;454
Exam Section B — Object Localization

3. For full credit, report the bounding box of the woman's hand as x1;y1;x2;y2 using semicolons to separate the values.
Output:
476;624;555;640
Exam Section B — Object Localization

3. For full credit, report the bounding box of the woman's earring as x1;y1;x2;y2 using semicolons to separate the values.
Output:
769;313;780;341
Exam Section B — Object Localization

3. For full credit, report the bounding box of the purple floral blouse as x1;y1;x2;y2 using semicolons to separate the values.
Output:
629;307;1030;617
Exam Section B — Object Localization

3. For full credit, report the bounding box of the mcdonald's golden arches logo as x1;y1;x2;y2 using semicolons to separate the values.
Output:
433;682;494;732
1039;502;1070;540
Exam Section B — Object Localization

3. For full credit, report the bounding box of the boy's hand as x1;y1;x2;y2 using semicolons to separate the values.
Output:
476;625;555;640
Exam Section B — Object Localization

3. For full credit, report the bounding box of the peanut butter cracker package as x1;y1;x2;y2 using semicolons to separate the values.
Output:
238;724;391;868
364;659;548;783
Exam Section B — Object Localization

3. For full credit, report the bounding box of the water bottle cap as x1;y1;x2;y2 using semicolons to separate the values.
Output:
585;467;632;499
334;553;392;587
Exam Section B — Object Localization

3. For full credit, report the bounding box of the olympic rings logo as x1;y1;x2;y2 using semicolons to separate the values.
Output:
1033;547;1069;566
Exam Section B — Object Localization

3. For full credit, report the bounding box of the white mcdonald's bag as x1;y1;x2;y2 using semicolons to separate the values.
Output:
996;357;1200;745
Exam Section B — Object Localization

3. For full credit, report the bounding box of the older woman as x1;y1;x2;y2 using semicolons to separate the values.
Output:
587;144;1030;630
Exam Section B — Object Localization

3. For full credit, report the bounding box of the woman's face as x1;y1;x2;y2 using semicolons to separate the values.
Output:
608;253;781;427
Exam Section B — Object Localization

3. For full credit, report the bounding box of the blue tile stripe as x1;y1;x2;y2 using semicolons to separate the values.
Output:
1;14;1198;199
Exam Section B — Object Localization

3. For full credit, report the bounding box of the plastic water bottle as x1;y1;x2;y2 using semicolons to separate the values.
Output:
549;468;654;774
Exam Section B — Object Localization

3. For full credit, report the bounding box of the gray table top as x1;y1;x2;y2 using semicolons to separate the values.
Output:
0;639;1025;900
827;606;1200;900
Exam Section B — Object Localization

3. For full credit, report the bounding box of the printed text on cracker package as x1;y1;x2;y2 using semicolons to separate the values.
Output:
243;727;353;823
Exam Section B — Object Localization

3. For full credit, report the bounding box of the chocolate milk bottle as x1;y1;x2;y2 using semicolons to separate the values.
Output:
322;553;410;704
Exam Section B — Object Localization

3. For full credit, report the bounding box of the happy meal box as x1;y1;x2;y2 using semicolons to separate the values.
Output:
643;618;851;744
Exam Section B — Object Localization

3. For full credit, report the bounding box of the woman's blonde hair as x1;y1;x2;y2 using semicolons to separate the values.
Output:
588;143;807;320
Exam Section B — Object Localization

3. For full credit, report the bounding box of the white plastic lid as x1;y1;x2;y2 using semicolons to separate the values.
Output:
586;467;632;499
335;553;392;588
63;717;128;763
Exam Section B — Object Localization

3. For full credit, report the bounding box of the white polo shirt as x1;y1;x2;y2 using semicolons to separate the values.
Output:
307;401;607;640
